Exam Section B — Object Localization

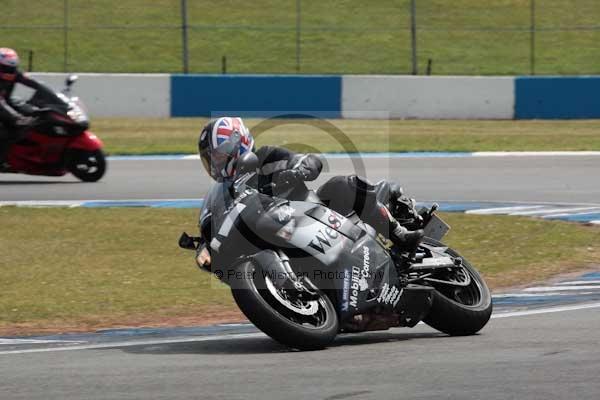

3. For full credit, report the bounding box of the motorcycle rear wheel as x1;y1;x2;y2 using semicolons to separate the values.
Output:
422;238;493;336
231;260;339;350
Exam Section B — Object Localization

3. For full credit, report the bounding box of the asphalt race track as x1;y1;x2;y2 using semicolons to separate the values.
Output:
1;154;600;204
2;154;600;399
1;305;600;400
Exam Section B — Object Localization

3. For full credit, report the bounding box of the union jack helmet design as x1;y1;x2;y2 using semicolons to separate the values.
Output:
0;48;19;81
198;117;255;180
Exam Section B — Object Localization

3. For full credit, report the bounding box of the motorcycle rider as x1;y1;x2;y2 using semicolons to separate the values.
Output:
0;48;42;168
196;116;424;269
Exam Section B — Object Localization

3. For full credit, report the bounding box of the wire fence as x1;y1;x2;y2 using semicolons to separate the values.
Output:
2;0;600;75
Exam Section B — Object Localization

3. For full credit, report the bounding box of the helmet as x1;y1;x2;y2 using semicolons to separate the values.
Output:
0;48;19;81
199;117;255;180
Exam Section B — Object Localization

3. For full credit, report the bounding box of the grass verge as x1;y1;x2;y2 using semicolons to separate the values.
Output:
95;118;600;155
1;207;599;335
5;1;600;75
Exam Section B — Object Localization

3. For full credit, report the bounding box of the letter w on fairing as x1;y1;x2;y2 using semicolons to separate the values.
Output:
308;230;332;254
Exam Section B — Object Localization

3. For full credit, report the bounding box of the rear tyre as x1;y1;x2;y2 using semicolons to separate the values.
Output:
67;149;106;182
230;261;339;350
422;238;492;336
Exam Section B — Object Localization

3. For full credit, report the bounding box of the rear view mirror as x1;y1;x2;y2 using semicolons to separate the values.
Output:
65;74;78;87
236;152;258;176
179;232;199;250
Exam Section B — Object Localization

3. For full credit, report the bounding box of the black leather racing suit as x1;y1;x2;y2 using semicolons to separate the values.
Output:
197;145;323;264
0;72;43;162
317;175;422;245
196;146;422;270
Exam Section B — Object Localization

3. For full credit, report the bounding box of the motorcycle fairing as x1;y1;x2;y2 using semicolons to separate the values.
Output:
7;132;70;175
67;131;103;151
205;187;405;323
282;202;401;320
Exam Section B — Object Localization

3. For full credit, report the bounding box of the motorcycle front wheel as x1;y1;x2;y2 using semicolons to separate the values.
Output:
67;149;106;182
422;238;493;336
230;260;339;350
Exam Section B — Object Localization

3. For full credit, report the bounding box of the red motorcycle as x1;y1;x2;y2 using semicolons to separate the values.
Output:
1;75;106;182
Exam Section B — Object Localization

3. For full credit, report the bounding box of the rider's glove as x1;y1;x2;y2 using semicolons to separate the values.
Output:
276;169;305;189
195;241;212;272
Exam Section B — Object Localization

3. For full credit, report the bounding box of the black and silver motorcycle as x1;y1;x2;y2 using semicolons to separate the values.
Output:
180;153;492;350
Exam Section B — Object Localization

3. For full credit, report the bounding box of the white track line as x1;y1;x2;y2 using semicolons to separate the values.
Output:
492;292;586;298
465;206;544;215
114;152;600;162
491;302;600;318
557;280;600;285
0;339;81;345
2;302;600;355
0;333;266;355
0;198;203;208
472;151;600;157
523;285;600;292
543;211;600;218
509;207;600;216
0;200;85;208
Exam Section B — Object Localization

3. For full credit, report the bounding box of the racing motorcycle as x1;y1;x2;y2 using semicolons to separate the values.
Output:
1;75;106;182
180;153;492;350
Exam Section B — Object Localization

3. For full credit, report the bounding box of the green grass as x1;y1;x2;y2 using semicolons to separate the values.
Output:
1;207;600;334
94;118;600;155
2;1;600;74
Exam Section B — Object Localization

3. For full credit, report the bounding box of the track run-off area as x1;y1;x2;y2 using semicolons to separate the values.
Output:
2;152;600;399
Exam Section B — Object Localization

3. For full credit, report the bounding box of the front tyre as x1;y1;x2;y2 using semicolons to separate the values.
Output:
422;238;492;336
67;149;106;182
230;261;339;350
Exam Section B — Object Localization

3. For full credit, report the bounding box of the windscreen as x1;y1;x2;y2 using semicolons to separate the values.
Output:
27;82;68;111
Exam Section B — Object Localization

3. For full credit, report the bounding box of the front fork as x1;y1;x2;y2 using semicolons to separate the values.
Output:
252;250;319;300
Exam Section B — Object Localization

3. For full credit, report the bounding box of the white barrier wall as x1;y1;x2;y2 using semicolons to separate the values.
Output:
14;73;170;118
342;76;514;119
13;73;519;119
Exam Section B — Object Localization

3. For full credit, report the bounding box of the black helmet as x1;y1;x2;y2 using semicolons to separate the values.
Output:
198;117;255;181
0;48;19;81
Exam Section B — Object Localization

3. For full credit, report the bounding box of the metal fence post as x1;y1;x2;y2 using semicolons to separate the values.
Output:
28;50;34;72
181;0;190;74
296;0;301;73
410;0;418;75
63;0;69;72
530;0;536;75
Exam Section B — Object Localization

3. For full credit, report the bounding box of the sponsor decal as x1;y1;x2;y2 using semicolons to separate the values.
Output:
349;266;360;308
362;246;370;278
349;264;370;309
341;269;351;312
327;211;343;229
341;247;374;310
307;230;333;253
377;283;403;307
358;276;369;291
325;227;339;239
309;210;347;252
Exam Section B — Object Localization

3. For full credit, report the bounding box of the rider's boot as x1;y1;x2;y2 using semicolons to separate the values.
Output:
390;223;424;254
